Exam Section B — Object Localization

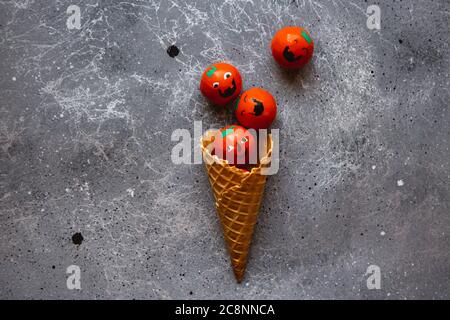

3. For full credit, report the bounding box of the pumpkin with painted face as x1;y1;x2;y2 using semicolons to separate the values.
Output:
211;125;257;166
271;26;314;69
200;62;243;106
235;88;277;130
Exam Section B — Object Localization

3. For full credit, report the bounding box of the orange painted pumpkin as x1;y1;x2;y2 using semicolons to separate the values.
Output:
271;26;314;69
212;125;257;166
200;62;242;106
235;88;277;130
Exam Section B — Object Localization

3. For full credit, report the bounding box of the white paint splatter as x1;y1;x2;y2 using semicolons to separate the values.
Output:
126;188;135;198
397;180;404;186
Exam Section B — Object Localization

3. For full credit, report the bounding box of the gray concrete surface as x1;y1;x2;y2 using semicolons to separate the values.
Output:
0;0;449;299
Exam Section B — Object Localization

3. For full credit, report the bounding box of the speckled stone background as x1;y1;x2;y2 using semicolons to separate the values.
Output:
0;0;449;299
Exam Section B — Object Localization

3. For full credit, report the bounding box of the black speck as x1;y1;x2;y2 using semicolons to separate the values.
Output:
72;232;83;245
398;39;403;44
52;265;56;269
167;45;180;58
189;291;193;295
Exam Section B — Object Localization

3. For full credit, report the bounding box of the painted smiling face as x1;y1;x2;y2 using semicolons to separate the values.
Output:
271;26;314;69
235;88;277;130
212;125;257;166
200;62;243;106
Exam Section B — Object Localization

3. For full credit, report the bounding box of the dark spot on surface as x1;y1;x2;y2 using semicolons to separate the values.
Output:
72;232;83;245
52;265;55;269
167;45;180;58
189;291;193;295
398;39;403;44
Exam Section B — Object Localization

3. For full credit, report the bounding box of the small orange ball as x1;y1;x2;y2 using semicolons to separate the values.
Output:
271;26;314;69
212;125;257;166
200;62;242;106
235;88;277;130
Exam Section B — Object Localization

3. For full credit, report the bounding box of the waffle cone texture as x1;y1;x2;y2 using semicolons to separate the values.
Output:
200;131;273;283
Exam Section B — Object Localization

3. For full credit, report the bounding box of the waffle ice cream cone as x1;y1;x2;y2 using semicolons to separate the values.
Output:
200;130;273;283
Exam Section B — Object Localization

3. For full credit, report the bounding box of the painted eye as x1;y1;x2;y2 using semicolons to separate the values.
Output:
226;145;234;152
241;137;248;143
224;72;232;79
212;82;219;88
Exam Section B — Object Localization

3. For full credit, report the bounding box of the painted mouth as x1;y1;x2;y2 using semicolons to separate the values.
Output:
283;46;308;63
251;98;264;116
219;79;237;98
240;98;264;116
